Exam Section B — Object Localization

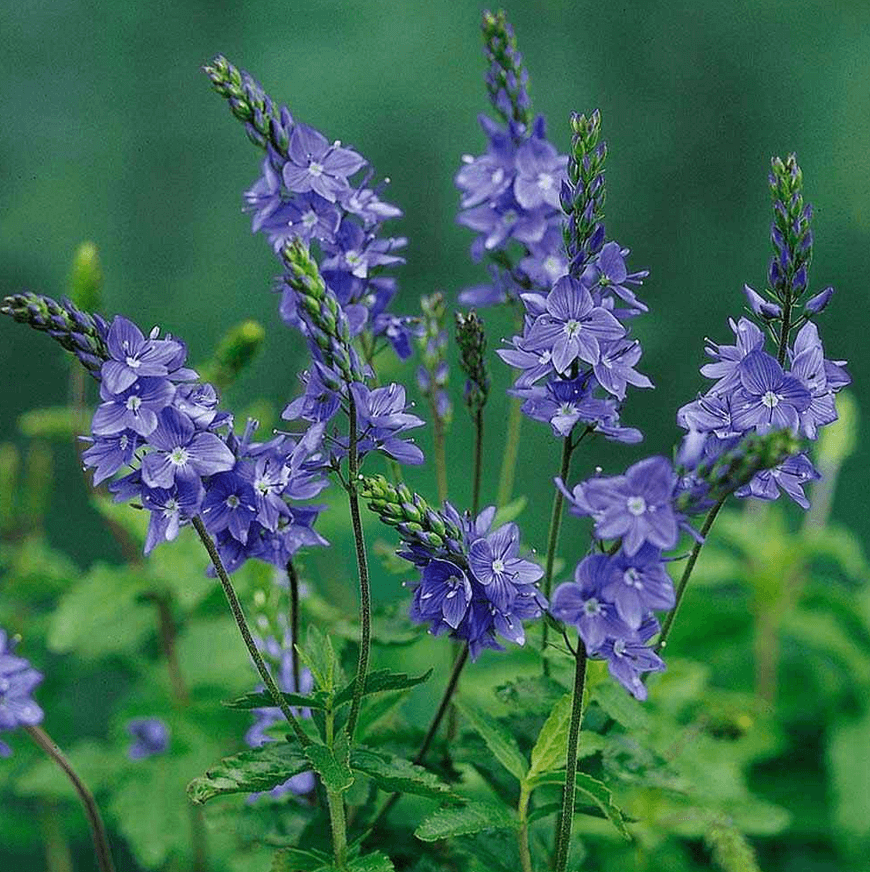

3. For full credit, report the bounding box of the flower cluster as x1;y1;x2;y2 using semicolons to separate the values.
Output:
415;293;452;427
497;110;652;441
0;628;44;756
245;632;315;801
677;154;850;510
73;313;330;570
204;56;414;360
362;477;546;659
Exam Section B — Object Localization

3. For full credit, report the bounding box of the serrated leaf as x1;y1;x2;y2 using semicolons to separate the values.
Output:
187;742;310;804
528;693;572;777
271;847;333;871
223;690;329;711
350;747;451;798
526;771;630;839
495;675;567;715
455;697;528;781
298;626;337;693
415;801;517;841
333;668;432;708
305;740;353;794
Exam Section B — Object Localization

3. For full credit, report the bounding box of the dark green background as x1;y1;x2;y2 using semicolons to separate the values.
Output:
1;0;866;575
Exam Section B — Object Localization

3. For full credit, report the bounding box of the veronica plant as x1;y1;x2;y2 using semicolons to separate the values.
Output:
0;8;855;872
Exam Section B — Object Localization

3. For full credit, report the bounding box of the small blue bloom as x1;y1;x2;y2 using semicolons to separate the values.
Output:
127;718;170;760
0;629;44;752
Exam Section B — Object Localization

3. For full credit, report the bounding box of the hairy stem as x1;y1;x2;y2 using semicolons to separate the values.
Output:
776;296;793;366
654;496;726;655
553;642;588;872
497;394;524;508
191;516;309;746
517;781;534;872
344;394;372;743
287;558;302;694
472;408;484;518
327;789;349;870
541;435;576;672
27;726;116;872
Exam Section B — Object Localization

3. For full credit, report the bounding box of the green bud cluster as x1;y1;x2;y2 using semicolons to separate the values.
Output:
68;241;103;313
359;475;465;562
481;9;532;132
455;310;489;413
1;292;109;377
205;319;266;391
563;110;607;270
281;239;363;386
416;293;451;426
203;55;289;154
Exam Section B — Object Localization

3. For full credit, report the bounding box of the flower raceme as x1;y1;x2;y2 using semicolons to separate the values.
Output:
0;628;44;757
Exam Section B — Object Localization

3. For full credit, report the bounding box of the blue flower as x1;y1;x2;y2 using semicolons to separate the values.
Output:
0;629;44;755
127;718;170;760
350;382;425;466
282;124;366;203
730;351;811;435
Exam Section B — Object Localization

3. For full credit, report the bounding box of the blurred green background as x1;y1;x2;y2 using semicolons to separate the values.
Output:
1;1;869;869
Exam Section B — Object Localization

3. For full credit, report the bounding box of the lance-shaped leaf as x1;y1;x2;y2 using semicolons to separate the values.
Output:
455;697;528;781
525;770;630;839
187;742;309;804
333;668;432;708
298;626;338;693
415;801;518;841
271;846;333;871
528;692;572;777
350;747;452;799
222;689;329;711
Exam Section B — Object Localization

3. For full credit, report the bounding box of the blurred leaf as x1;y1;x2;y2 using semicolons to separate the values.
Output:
347;853;395;872
333;668;432;708
493;495;527;526
17;406;91;440
350;747;452;798
528;692;572;777
271;847;333;871
495;674;567;715
455;697;528;781
705;817;761;872
589;680;649;732
15;739;122;800
782;607;870;684
187;742;310;804
827;705;870;849
415;801;517;841
47;562;154;659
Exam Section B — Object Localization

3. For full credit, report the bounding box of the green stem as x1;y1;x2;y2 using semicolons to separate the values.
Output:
432;410;449;505
370;644;470;830
776;296;793;366
191;516;309;747
654;496;726;655
345;394;372;743
497;394;523;507
326;789;349;870
553;642;588;872
27;726;116;872
287;558;302;694
541;435;576;672
149;592;189;706
517;781;534;872
472;408;484;518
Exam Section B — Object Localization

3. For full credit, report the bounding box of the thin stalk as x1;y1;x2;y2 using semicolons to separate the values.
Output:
287;558;302;694
344;394;372;742
517;781;534;872
326;790;349;870
191;516;309;747
27;725;116;872
553;643;588;872
432;411;449;505
370;645;470;829
472;408;484;518
497;394;524;507
541;435;576;671
776;296;793;366
654;496;726;655
150;592;189;706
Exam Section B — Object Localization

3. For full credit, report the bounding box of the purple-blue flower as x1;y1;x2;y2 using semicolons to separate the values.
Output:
282;123;366;203
0;629;44;755
730;351;811;435
127;718;170;760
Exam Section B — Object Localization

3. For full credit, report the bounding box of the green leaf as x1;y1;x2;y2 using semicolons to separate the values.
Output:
298;626;337;693
528;693;572;777
493;495;527;526
333;668;432;708
223;690;329;711
350;747;451;798
304;740;354;794
828;706;870;847
526;771;630;840
271;847;333;872
415;801;517;841
187;742;310;804
348;853;395;872
588;680;649;731
455;697;528;781
495;675;568;715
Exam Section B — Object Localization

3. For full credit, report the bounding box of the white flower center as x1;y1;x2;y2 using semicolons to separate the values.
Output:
345;250;362;266
126;395;142;412
544;256;562;277
301;209;318;228
502;209;518;226
538;350;552;365
583;598;602;616
125;355;141;368
169;447;189;467
558;403;578;417
226;494;240;509
626;496;647;516
162;498;179;519
613;639;627;657
761;390;780;409
491;167;504;185
308;161;324;177
491;558;505;574
564;319;582;338
119;435;129;449
537;171;554;191
623;568;643;589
